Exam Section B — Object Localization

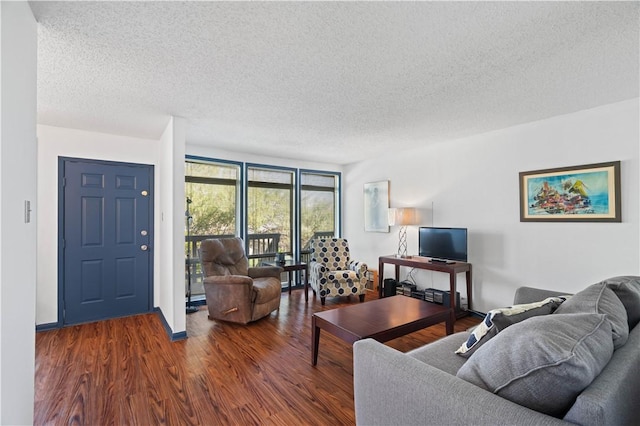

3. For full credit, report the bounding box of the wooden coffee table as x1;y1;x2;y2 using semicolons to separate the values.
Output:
311;296;451;365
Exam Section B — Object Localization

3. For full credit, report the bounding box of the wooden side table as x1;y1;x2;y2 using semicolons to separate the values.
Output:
378;255;472;335
263;260;309;301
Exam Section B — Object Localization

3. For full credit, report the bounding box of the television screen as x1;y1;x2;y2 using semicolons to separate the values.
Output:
419;227;468;262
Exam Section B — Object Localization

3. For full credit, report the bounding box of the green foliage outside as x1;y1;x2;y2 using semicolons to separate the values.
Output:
248;186;291;251
301;190;335;249
186;182;236;236
185;161;337;253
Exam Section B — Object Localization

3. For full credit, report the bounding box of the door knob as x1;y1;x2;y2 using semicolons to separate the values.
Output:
141;245;148;251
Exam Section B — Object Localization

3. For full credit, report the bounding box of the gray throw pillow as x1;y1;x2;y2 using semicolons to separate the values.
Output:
600;276;640;328
554;282;628;349
455;297;565;357
456;313;614;417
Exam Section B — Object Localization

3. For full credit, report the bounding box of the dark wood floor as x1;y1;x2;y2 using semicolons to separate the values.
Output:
34;290;480;425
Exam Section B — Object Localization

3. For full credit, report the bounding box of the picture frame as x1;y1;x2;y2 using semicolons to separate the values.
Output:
364;180;390;232
519;161;621;222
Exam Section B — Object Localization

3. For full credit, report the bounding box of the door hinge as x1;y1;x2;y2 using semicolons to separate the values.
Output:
62;177;66;187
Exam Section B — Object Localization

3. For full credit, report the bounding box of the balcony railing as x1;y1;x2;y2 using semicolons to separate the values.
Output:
185;233;284;297
186;231;335;298
247;233;281;265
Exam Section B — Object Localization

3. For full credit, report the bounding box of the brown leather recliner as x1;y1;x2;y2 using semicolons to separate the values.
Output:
199;237;282;324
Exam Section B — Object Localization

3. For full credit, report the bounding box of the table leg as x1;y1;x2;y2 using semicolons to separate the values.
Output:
466;267;472;311
448;271;456;334
312;315;320;366
378;258;384;298
304;265;309;302
445;314;454;335
288;270;293;295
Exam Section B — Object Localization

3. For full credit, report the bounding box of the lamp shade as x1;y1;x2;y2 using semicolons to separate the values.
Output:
388;207;418;226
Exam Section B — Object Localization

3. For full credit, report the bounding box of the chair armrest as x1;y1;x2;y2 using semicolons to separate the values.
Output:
348;260;367;276
309;261;327;277
203;275;253;286
353;339;567;426
248;266;282;279
203;274;253;324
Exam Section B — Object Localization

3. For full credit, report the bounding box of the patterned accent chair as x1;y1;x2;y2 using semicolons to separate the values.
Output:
309;238;368;305
199;237;282;324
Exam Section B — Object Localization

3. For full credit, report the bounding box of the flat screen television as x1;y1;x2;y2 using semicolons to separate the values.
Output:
418;227;468;262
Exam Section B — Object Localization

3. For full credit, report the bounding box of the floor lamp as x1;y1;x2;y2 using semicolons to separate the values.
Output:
388;207;418;258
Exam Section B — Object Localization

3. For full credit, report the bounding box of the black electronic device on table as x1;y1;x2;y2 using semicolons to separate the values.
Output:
429;258;456;264
383;278;399;298
418;227;468;263
424;288;461;310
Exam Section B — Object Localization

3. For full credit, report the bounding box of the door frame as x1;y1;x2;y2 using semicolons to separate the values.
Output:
57;156;155;326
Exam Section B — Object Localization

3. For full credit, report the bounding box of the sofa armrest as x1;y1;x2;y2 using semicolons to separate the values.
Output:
514;286;571;305
248;266;282;279
353;339;568;426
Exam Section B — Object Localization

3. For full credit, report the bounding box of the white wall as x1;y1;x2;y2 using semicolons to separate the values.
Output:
36;125;163;324
0;2;37;423
187;144;343;173
158;117;187;335
344;99;640;313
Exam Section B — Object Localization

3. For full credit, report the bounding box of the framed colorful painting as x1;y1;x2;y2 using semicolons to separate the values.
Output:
363;180;389;232
519;161;621;222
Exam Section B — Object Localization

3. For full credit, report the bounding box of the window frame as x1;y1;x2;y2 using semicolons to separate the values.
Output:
185;155;244;238
184;156;342;291
245;163;297;263
298;169;342;262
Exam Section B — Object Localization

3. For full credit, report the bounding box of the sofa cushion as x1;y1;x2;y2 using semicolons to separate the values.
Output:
408;332;470;375
554;282;628;349
455;296;565;357
563;324;640;426
600;276;640;328
456;313;614;417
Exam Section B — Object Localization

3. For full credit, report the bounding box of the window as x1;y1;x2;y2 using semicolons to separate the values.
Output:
300;171;340;263
246;166;295;266
184;156;341;293
185;159;241;297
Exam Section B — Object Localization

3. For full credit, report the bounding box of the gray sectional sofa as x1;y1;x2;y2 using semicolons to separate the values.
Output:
353;276;640;426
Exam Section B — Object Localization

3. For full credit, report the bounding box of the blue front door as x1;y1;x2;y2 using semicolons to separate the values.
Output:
61;158;153;325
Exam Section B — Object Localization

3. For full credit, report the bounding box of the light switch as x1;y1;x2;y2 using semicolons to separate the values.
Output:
25;200;32;223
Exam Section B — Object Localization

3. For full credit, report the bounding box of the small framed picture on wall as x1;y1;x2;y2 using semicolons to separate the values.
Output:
364;180;389;232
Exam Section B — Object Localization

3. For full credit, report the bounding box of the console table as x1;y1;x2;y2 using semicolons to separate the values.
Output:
378;255;472;334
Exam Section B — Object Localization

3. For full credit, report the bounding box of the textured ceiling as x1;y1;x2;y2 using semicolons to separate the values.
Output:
30;1;639;165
